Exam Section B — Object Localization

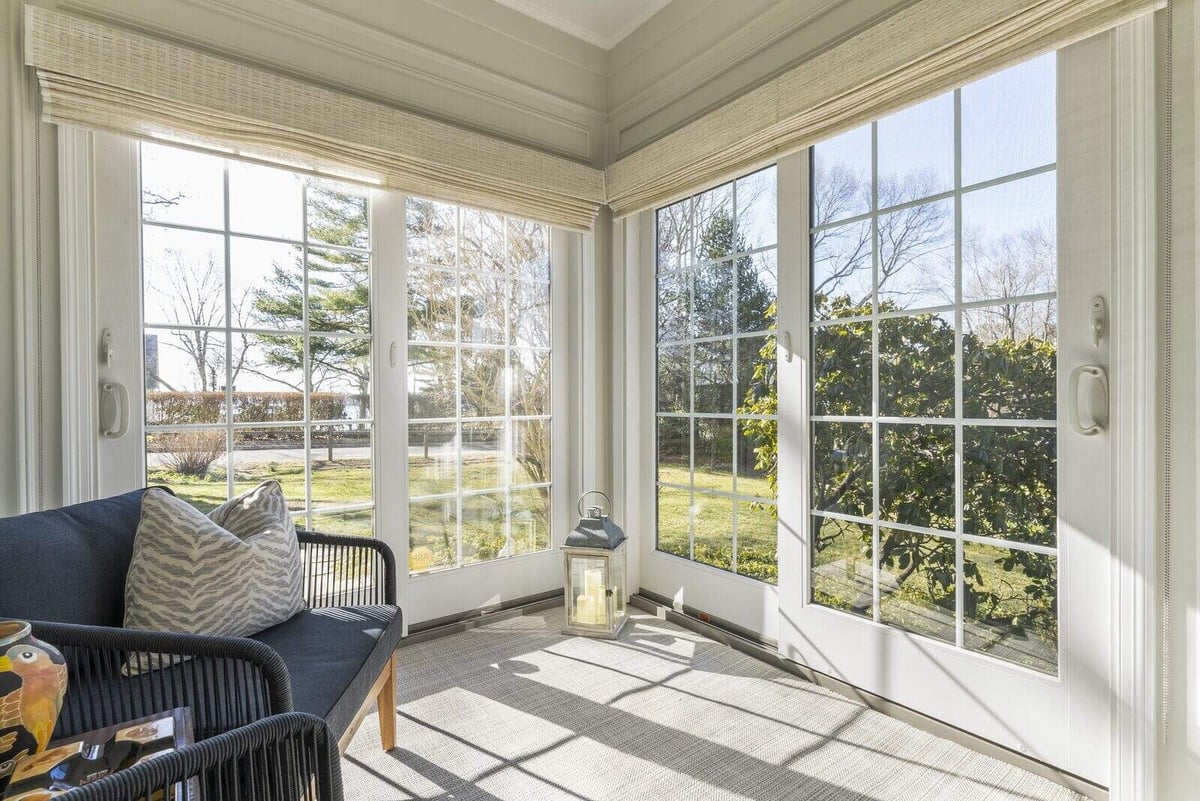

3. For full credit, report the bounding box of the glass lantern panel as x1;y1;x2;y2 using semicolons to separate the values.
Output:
568;554;610;628
613;543;627;619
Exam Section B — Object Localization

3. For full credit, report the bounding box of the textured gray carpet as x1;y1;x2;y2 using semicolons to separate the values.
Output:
342;608;1084;800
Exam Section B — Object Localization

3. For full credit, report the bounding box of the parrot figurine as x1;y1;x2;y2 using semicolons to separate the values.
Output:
0;642;68;754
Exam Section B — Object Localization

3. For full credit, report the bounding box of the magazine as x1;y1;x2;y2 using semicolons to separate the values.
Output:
2;708;194;800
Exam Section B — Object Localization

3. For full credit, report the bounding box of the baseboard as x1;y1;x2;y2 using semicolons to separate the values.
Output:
630;591;1108;801
402;589;565;644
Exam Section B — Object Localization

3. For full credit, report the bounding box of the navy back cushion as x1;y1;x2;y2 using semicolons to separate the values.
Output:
0;489;148;626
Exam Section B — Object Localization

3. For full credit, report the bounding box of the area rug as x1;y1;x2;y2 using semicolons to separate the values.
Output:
342;608;1085;800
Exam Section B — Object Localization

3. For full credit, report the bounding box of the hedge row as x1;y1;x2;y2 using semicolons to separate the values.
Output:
147;391;362;425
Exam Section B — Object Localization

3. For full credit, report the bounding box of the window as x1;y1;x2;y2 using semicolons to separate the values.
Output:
140;143;374;537
405;199;553;574
809;54;1058;673
655;167;779;582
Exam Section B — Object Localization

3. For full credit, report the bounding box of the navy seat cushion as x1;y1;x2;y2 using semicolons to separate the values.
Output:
249;604;403;739
0;489;148;627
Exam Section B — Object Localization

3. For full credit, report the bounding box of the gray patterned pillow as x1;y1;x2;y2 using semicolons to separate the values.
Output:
124;481;305;668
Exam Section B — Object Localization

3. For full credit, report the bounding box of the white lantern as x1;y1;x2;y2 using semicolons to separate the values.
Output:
562;491;628;639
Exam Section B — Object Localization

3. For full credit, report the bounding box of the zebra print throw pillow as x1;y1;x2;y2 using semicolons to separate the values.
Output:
123;481;304;670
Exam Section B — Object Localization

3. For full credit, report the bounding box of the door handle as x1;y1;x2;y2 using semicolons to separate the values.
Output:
1068;365;1108;436
99;381;130;439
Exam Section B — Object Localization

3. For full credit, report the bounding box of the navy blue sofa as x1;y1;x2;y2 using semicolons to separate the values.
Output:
0;489;402;755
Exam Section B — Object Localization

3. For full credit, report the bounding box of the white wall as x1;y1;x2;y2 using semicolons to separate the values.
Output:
1162;0;1200;796
0;5;16;516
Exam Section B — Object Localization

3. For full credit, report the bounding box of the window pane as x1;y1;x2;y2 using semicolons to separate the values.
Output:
693;260;733;338
963;541;1057;674
408;345;456;419
962;172;1056;303
657;486;691;558
462;421;505;491
812;322;871;417
737;501;777;583
737;335;775;409
233;334;304;423
231;237;303;331
735;167;777;251
460;209;505;272
879;424;955;530
963;300;1057;419
406;199;456;267
410;497;457;573
812;124;871;225
228;161;303;240
511;349;550;417
737;419;775;500
878;312;955;418
230;426;305;508
511;487;551;555
879;529;956;642
878;93;954;201
693;418;733;494
693;183;733;262
812;516;872;619
307;180;368;249
144;328;227;419
510;280;551;349
507;219;549;281
462;492;505;564
408;266;457;343
309;424;372;510
141;143;224;229
962;52;1056;185
877;198;954;310
657;269;690;343
460;272;507;345
657;417;690;486
145;429;228;512
310;509;374;539
459;349;505;418
657;198;692;270
308;248;369;334
512;418;551;487
657;344;690;413
811;422;872;519
694;339;733;413
310;336;371;420
693;492;733;571
409;422;457;497
143;226;226;329
737;250;776;333
963;426;1056;546
812;220;872;319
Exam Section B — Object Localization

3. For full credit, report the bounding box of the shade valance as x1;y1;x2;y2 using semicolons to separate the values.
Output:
23;6;606;231
605;0;1163;218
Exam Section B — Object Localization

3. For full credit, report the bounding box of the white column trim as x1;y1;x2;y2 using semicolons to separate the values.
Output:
58;125;97;505
1109;15;1160;801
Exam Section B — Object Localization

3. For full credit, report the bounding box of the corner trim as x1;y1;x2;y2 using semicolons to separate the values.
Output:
58;126;97;505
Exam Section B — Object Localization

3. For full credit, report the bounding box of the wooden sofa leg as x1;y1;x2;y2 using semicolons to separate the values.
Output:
378;654;397;751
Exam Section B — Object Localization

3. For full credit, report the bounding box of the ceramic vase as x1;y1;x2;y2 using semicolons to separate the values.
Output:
0;620;68;794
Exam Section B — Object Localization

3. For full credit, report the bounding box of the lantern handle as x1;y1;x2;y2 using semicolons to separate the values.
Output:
577;490;612;519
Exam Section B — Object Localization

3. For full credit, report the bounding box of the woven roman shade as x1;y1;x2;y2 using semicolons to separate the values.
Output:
606;0;1163;218
23;6;606;231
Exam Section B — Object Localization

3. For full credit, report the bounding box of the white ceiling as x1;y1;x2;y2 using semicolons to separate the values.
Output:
492;0;675;50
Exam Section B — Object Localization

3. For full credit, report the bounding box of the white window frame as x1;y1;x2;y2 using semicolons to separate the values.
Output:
77;133;580;631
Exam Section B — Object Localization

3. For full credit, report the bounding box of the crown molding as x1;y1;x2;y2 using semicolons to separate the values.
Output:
492;0;674;50
60;0;606;164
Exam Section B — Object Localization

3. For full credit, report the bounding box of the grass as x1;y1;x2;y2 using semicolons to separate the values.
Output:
655;465;778;583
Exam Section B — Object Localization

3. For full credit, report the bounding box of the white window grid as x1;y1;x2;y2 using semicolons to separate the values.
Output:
807;87;1059;666
654;167;779;582
405;204;553;575
139;146;374;530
